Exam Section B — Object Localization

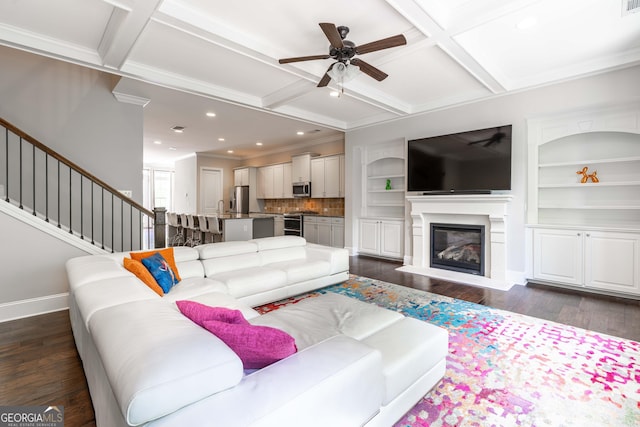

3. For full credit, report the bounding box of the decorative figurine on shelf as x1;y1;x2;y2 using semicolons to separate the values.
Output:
576;166;599;183
385;179;392;190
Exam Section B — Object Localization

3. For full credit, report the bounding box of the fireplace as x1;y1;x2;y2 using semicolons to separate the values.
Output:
430;223;485;276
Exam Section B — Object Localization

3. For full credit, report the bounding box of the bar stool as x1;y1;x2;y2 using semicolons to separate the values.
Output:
199;214;223;243
185;214;201;247
167;212;184;246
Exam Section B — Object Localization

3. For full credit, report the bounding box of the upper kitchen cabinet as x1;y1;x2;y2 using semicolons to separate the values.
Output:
311;154;344;198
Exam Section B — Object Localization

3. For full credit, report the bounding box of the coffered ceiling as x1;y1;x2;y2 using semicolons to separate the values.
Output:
1;0;638;164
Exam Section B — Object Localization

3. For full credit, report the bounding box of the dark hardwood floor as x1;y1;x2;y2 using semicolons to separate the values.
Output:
1;255;639;426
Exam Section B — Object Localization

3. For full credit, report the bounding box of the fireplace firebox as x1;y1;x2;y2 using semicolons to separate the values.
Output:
430;223;485;276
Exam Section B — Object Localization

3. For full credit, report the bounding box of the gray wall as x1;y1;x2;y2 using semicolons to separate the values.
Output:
345;64;640;278
0;46;144;319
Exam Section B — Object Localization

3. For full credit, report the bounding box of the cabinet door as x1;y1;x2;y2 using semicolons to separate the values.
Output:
324;156;340;198
533;228;583;285
380;220;403;258
282;163;293;198
256;167;267;198
359;220;380;255
303;217;318;244
585;231;640;294
311;158;324;197
317;218;332;246
339;155;345;197
273;164;284;198
234;168;249;186
331;223;344;248
292;154;311;182
274;216;284;236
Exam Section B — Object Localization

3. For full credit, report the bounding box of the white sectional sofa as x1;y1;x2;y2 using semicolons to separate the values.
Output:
65;236;448;427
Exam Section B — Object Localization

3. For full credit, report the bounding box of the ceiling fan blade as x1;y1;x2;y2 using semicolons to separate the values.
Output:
356;34;407;55
317;64;334;87
350;58;388;81
279;54;330;64
319;23;344;49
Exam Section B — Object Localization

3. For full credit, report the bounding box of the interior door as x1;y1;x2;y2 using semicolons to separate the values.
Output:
200;168;223;215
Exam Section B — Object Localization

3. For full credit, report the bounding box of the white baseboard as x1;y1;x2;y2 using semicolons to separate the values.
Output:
0;293;69;323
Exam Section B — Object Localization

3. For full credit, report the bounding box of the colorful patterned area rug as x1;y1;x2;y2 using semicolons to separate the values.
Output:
256;275;640;427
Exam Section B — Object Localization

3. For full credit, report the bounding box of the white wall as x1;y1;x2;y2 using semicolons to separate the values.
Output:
345;65;640;278
173;154;198;213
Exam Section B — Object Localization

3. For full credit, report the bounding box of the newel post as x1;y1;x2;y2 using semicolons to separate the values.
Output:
153;207;167;248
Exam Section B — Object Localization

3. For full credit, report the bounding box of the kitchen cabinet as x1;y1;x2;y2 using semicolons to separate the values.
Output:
291;153;312;182
282;163;293;198
304;216;344;247
257;163;292;199
274;215;284;236
234;168;250;186
359;218;404;259
232;167;262;212
311;154;343;198
532;227;640;295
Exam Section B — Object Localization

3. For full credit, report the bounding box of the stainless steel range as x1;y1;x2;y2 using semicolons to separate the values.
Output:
283;211;318;236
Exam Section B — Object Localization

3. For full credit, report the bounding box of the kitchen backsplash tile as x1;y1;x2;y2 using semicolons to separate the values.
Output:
263;198;344;216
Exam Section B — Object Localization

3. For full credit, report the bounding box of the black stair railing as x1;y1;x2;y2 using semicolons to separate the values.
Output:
0;117;154;252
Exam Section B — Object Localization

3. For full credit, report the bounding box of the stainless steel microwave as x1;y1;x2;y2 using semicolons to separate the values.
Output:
292;182;311;198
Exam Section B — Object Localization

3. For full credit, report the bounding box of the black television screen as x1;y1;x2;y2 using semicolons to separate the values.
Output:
407;125;512;193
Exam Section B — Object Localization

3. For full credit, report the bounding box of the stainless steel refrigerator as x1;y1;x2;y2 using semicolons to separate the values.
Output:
230;185;249;214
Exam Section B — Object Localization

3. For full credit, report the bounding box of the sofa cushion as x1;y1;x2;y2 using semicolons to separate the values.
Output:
249;235;306;251
184;291;261;321
251;293;404;349
362;317;449;405
202;319;297;369
156;277;227;301
269;259;332;284
141;252;179;293
65;256;131;291
201;252;261;277
89;300;244;426
259;246;306;266
177;300;249;327
214;267;287;298
123;257;164;296
198;241;257;260
130;248;182;282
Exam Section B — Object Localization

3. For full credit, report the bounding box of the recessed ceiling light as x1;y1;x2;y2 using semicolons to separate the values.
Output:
218;137;225;142
329;91;340;97
171;125;185;133
256;142;263;146
297;131;304;135
169;147;177;151
206;112;216;117
227;150;234;153
153;140;162;145
516;16;537;30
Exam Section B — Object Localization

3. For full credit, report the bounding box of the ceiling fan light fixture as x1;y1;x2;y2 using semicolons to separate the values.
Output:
327;62;359;83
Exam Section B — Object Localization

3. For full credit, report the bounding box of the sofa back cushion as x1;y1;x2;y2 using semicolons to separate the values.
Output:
198;241;258;260
259;246;306;266
89;300;243;426
202;252;261;277
249;236;306;251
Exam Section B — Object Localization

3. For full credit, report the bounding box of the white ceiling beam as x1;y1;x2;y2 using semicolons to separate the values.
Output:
98;0;163;70
385;0;506;94
262;80;316;109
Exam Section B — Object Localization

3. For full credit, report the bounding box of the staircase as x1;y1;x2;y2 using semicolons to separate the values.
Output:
1;117;155;253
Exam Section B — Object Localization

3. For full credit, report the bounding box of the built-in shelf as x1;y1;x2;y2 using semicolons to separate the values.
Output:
526;103;640;297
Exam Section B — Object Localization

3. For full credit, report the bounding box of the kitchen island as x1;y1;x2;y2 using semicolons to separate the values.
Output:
218;213;275;241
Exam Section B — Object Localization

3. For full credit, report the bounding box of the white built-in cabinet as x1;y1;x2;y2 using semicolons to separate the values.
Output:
358;142;405;260
311;154;344;198
291;153;312;183
359;218;404;259
257;163;293;199
527;103;640;296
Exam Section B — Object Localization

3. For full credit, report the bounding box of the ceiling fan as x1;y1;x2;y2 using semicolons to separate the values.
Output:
467;127;507;147
278;23;407;87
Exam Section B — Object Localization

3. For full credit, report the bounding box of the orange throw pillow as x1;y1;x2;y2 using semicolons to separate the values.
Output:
123;257;164;296
130;248;182;282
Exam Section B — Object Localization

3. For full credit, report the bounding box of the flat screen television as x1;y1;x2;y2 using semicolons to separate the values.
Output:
407;125;512;194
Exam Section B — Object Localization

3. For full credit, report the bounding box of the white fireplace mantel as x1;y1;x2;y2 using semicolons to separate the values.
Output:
400;194;513;290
